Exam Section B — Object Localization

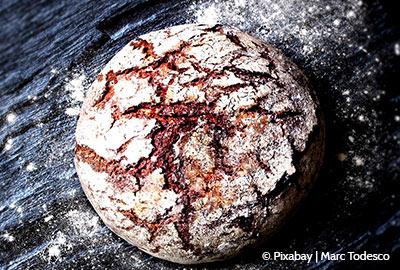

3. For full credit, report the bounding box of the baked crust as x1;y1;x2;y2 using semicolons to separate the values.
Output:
74;24;324;264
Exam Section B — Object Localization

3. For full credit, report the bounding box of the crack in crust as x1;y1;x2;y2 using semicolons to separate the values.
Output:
74;24;323;264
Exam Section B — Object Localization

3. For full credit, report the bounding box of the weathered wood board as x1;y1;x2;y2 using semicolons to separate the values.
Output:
0;0;399;269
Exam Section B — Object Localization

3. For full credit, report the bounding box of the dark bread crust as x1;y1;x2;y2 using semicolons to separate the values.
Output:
74;24;324;264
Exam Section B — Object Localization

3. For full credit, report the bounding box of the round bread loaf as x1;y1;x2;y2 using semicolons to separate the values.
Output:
74;24;324;264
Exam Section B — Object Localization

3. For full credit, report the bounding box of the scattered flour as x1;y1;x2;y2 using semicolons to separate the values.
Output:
3;138;13;151
353;156;365;166
43;211;100;262
47;246;61;258
395;43;400;56
189;0;366;57
46;232;72;261
44;215;54;222
2;232;15;242
26;162;37;172
6;112;16;123
66;210;100;237
65;73;87;116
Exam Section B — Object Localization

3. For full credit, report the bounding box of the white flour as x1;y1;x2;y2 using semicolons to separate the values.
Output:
189;0;366;60
65;72;88;116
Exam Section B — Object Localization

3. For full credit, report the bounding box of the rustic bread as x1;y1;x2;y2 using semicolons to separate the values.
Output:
74;24;324;264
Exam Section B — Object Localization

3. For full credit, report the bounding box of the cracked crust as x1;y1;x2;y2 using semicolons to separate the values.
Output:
74;24;324;264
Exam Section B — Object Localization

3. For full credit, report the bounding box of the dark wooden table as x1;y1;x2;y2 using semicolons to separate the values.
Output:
0;0;399;269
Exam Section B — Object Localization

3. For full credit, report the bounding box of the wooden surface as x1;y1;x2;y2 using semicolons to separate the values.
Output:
0;0;399;269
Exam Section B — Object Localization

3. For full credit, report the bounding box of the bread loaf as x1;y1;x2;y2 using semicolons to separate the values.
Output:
74;24;324;264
